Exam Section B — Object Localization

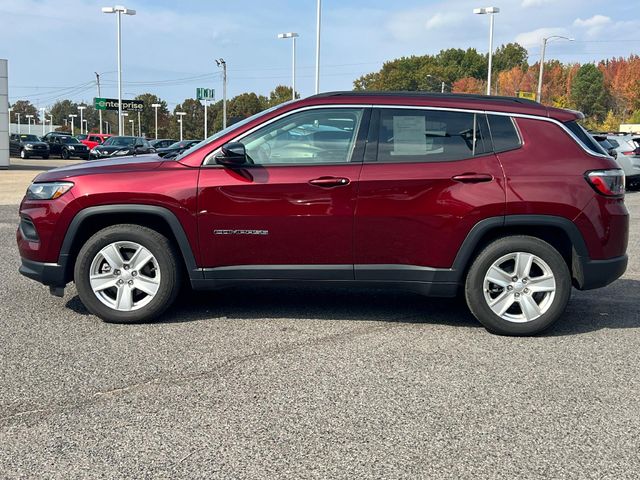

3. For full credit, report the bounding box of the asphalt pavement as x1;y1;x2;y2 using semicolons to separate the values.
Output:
0;193;639;479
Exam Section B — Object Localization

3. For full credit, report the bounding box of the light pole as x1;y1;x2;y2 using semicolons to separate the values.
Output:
15;113;20;134
40;108;46;136
137;110;141;137
474;6;500;95
68;114;77;136
48;115;53;133
278;32;299;100
25;114;33;133
215;59;227;129
78;105;86;134
151;103;160;139
121;112;128;135
426;75;449;93
315;0;321;94
176;111;186;141
83;119;89;134
101;5;136;135
536;35;574;103
105;121;110;134
129;119;134;136
95;72;103;134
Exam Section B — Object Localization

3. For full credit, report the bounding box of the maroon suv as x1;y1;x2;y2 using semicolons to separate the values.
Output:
17;92;629;335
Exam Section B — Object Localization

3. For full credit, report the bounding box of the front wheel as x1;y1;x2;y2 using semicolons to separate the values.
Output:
61;149;69;159
74;224;181;323
465;236;571;336
20;149;28;159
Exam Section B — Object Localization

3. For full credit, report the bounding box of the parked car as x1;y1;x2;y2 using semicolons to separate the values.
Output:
592;134;617;158
45;135;90;159
156;139;201;159
80;133;112;150
41;131;72;143
17;91;628;336
606;134;640;189
9;133;50;159
90;136;155;159
150;138;178;149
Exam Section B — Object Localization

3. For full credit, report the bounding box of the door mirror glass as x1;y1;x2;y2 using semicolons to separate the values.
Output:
216;142;247;166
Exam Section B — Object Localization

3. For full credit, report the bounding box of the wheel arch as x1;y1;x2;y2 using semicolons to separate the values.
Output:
59;204;200;284
453;215;589;285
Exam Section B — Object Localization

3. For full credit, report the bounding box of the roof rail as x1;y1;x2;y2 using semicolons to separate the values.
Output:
310;90;541;106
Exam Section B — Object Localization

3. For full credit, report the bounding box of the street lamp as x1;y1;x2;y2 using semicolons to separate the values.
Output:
151;103;161;139
278;32;299;100
176;111;186;141
25;114;34;133
105;121;110;134
315;0;321;94
78;105;86;134
473;6;500;95
215;59;227;129
68;114;78;136
15;113;20;134
426;74;449;93
48;115;53;133
40;108;46;136
129;119;134;136
102;5;136;135
536;35;574;103
83;119;89;134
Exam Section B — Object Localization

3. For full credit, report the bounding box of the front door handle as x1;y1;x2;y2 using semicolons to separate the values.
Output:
309;176;351;188
451;173;494;183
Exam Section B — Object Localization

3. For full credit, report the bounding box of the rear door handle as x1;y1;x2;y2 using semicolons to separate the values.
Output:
451;173;494;183
309;176;351;188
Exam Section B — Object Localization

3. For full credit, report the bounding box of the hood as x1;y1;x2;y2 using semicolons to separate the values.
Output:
94;145;133;152
34;154;168;182
23;141;48;146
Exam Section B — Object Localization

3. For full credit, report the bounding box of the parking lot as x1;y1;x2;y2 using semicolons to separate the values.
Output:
1;162;639;478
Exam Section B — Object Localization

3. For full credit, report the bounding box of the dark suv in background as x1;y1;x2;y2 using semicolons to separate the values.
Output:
90;136;155;159
9;133;50;159
17;92;628;335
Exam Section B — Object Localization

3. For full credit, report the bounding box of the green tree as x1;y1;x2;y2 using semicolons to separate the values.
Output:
171;98;204;140
227;92;267;123
9;100;39;123
135;93;171;138
493;43;529;73
570;64;610;122
268;85;296;107
50;99;78;127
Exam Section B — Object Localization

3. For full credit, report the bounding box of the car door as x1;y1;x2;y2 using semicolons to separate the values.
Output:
197;106;370;280
354;107;506;281
9;134;17;155
48;136;60;155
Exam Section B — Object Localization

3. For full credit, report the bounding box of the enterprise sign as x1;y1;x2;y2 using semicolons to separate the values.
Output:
94;97;144;112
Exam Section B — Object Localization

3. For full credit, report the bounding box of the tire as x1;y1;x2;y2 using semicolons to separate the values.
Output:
42;155;49;159
465;235;571;336
20;149;28;159
61;149;69;159
74;224;182;323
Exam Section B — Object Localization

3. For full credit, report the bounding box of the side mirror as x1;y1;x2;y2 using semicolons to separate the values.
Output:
215;142;247;166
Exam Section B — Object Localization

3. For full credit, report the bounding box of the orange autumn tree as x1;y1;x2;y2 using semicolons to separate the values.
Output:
452;77;485;94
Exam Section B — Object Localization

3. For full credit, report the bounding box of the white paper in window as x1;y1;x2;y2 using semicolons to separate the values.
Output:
392;115;426;155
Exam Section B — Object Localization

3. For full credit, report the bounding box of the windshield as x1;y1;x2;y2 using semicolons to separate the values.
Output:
61;136;79;144
103;136;136;147
19;134;40;142
174;101;295;161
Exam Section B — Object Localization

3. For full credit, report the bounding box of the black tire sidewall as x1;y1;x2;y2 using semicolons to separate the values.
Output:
74;225;180;323
465;236;572;336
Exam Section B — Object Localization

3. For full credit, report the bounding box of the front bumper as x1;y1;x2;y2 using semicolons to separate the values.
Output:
573;253;628;290
19;257;67;289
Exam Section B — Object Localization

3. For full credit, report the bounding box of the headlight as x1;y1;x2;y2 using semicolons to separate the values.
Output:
90;148;97;153
68;146;75;150
26;182;74;200
25;143;34;149
113;149;129;156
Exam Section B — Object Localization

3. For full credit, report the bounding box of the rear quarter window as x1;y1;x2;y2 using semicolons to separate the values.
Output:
487;115;521;153
563;120;607;155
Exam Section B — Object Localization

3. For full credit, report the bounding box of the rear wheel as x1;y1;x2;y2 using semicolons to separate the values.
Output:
74;224;181;323
465;236;571;336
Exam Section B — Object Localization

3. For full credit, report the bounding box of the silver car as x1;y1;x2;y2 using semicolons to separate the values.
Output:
606;135;640;188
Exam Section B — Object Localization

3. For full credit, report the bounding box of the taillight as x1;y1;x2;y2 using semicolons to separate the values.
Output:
621;149;640;156
585;170;625;197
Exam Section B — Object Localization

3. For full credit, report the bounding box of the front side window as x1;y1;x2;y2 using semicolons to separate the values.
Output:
237;108;364;165
376;109;490;163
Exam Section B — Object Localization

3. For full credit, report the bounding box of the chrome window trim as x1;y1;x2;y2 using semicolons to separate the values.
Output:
201;102;609;165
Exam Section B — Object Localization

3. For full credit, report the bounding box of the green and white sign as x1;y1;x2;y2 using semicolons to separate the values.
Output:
94;97;144;112
196;88;215;101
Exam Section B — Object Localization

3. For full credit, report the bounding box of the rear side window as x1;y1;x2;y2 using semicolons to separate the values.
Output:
487;115;521;153
563;120;607;155
376;109;490;163
607;138;619;148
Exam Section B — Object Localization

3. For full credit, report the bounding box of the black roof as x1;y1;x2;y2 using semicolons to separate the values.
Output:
310;90;540;106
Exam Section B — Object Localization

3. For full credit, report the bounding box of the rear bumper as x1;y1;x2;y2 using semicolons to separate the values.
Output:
573;253;628;290
19;257;67;288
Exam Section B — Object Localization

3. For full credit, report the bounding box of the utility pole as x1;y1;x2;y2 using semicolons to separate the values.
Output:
137;110;141;137
95;72;103;134
536;36;573;103
204;99;208;139
216;58;227;129
315;0;321;94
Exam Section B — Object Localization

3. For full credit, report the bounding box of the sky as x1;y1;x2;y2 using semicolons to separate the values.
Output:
0;0;638;110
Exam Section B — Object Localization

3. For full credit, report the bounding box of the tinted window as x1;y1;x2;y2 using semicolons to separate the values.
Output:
61;137;79;144
607;138;619;148
487;115;521;153
238;108;364;165
19;134;40;141
376;109;490;163
103;136;135;146
563;121;607;155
